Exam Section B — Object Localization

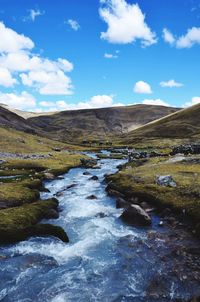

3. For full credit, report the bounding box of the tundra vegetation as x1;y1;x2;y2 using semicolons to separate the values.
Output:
106;155;200;237
0;103;200;243
0;130;87;243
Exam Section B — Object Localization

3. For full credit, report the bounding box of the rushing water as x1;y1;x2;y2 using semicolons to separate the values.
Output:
0;154;200;302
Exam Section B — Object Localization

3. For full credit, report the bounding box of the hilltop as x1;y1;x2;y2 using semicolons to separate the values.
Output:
120;103;200;147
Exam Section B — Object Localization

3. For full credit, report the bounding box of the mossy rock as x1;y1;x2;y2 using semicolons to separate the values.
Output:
0;198;69;244
30;224;69;242
0;179;42;209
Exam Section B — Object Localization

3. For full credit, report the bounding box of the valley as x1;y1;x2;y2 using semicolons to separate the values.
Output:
0;103;200;301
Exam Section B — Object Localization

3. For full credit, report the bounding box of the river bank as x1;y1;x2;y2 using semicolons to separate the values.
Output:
106;153;200;239
0;151;89;244
0;153;200;301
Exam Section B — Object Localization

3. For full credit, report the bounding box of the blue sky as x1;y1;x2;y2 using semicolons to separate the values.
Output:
0;0;199;111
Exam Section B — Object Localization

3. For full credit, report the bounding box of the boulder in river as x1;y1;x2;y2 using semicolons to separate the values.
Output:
66;183;77;189
83;171;91;176
55;191;64;197
89;175;99;181
30;224;69;242
116;197;129;209
86;195;97;200
95;212;108;218
80;158;98;168
120;204;151;227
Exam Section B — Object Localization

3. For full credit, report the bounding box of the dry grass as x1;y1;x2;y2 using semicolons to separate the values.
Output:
107;156;200;224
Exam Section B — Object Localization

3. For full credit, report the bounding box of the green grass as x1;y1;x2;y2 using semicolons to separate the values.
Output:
120;103;200;147
0;152;86;207
0;126;87;153
0;150;87;243
107;156;200;235
0;198;69;243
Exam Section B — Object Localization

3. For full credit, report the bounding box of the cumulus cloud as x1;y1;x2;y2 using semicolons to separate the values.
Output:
163;27;200;48
134;81;152;94
176;27;200;48
38;95;124;112
141;99;170;107
162;28;175;45
184;96;200;107
20;70;73;95
160;79;183;88
0;22;34;53
67;19;80;31
99;0;157;46
0;67;17;87
0;91;36;110
0;52;73;73
0;22;74;95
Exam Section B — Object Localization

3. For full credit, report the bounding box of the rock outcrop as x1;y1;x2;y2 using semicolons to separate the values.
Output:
120;204;151;227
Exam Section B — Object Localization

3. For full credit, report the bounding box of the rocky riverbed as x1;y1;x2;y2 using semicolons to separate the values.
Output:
0;152;199;301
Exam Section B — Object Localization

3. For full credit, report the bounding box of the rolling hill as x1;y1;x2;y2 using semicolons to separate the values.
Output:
121;103;200;146
0;105;36;134
27;104;179;143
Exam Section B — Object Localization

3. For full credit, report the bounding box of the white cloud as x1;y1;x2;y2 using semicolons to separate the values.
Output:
39;101;55;107
99;0;157;46
162;28;175;45
184;96;200;107
24;9;45;22
0;67;17;87
134;81;152;94
20;70;73;95
67;19;80;31
163;27;200;48
0;22;74;95
69;95;122;110
0;22;34;53
176;27;200;48
0;52;73;73
57;58;73;72
0;91;36;110
142;99;170;107
104;53;118;59
160;79;183;88
37;95;124;112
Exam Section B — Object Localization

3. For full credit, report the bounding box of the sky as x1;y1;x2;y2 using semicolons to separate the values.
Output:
0;0;200;112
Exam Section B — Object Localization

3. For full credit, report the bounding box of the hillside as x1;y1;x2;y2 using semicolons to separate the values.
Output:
0;105;35;134
28;104;179;143
121;103;200;146
0;126;74;154
0;104;56;119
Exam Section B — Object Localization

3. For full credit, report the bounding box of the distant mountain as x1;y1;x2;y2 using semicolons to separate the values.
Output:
28;104;179;143
121;103;200;145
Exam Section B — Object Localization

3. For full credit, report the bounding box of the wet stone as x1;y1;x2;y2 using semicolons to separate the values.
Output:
89;175;99;181
86;195;97;200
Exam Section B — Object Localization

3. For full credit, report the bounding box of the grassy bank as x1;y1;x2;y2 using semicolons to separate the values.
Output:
106;156;200;237
0;198;70;243
0;151;87;244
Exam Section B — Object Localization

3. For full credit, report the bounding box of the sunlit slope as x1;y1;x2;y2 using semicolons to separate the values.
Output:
121;103;200;145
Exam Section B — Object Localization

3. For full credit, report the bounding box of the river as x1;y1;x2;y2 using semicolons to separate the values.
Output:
0;153;200;301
